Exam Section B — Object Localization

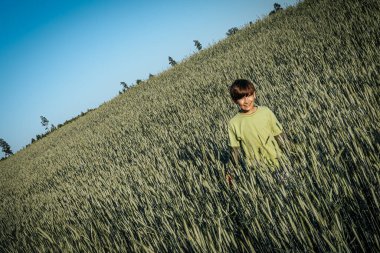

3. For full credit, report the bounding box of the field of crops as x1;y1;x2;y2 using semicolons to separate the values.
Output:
1;0;379;251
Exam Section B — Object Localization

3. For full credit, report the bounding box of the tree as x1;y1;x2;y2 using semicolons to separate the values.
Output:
136;79;142;85
0;138;13;157
168;56;177;66
40;116;49;131
270;3;283;15
193;40;202;51
149;73;155;79
274;3;283;11
120;81;128;89
120;81;129;93
226;27;239;36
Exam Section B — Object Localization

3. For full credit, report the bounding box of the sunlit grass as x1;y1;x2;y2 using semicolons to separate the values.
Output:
1;0;379;252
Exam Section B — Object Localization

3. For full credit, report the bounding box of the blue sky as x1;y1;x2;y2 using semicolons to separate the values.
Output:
0;0;298;155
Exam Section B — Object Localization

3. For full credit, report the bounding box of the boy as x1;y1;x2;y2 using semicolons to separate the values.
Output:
226;79;287;184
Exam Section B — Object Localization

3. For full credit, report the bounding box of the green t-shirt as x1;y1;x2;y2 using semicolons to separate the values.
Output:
228;106;283;167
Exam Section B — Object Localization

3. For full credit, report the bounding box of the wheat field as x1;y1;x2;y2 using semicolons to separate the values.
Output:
1;0;379;252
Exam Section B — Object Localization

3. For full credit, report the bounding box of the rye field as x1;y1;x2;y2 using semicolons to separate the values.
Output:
0;0;379;252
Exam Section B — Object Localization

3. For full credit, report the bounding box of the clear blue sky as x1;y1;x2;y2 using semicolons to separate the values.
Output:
0;0;298;156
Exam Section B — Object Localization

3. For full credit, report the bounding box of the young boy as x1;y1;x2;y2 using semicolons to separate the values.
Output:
227;79;287;182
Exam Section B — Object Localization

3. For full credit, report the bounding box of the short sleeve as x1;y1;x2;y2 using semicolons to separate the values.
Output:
269;109;283;136
228;121;240;147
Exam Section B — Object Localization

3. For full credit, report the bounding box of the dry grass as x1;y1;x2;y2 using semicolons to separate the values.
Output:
1;0;379;252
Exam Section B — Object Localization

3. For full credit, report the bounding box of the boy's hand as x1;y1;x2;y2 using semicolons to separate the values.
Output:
225;173;233;188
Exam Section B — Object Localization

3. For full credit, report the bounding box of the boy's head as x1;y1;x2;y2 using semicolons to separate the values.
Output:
230;79;257;112
229;79;256;101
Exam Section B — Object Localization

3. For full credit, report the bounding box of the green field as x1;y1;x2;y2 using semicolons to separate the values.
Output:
1;0;379;252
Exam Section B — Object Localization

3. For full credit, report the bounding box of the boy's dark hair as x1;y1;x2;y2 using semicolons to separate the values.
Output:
229;79;256;101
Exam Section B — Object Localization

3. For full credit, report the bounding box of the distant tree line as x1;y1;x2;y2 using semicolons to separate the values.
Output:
120;3;284;93
28;109;95;147
119;76;156;94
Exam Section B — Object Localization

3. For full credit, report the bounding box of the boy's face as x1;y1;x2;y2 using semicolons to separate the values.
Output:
234;92;256;113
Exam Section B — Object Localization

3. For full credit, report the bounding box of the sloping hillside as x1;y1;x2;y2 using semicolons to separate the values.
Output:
1;0;379;251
